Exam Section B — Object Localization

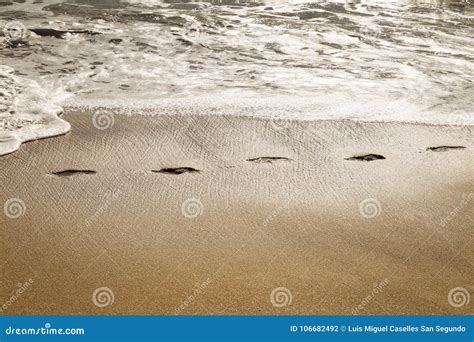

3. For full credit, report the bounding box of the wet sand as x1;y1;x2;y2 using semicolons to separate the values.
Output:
0;112;473;315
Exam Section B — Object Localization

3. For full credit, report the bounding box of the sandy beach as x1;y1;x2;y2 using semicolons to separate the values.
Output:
0;112;472;315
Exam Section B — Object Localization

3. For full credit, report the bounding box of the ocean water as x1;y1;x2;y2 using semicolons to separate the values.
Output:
0;0;473;155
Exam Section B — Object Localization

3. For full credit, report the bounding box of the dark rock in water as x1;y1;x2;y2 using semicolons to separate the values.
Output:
426;146;466;152
345;154;386;161
152;167;200;175
246;157;292;163
264;7;273;10
0;2;13;6
49;169;97;177
109;38;123;45
29;28;101;38
43;3;165;23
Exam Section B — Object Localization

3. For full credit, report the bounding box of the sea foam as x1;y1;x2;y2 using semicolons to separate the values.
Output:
0;65;70;156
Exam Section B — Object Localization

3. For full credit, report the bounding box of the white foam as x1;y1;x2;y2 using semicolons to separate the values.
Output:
0;66;71;156
68;90;474;126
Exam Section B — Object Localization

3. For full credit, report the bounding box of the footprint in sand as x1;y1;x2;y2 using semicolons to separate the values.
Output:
426;146;466;152
246;157;292;164
49;169;97;177
345;154;386;161
152;167;200;175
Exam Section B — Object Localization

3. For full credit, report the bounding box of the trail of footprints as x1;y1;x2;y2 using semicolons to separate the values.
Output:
46;145;466;177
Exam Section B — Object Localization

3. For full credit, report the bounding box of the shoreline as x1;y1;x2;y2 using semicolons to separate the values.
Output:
1;111;472;315
2;100;473;158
